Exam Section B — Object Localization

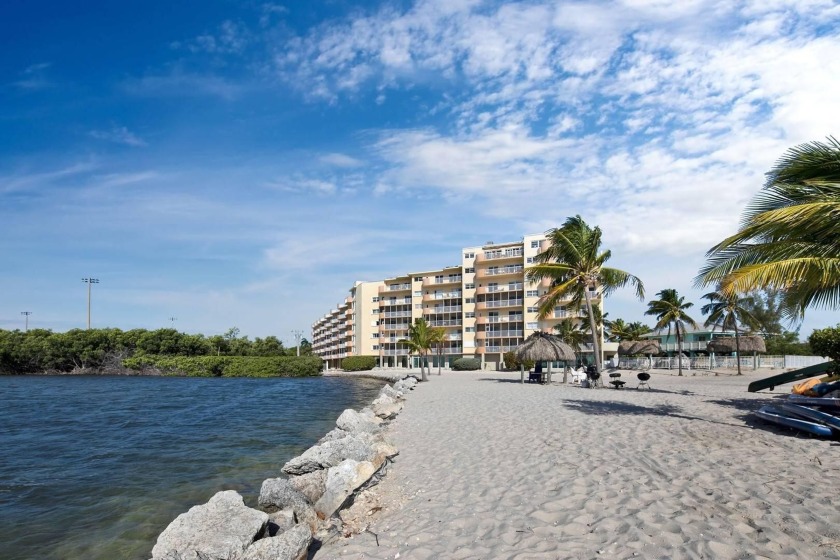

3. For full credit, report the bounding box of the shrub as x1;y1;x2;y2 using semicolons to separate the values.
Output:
122;355;323;377
809;325;840;374
502;351;535;371
452;357;481;371
341;356;377;371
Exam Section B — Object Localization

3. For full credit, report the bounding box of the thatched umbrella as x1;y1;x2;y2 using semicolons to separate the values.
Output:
618;339;661;370
514;332;576;384
707;336;766;371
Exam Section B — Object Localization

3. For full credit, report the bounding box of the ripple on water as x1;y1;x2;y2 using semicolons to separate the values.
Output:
0;375;386;560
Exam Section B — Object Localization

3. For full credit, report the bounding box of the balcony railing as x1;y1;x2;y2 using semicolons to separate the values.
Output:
477;299;524;309
383;311;412;318
381;324;410;331
388;283;411;291
428;305;462;313
481;329;524;338
477;344;520;353
426;320;462;327
476;315;523;324
477;266;525;278
475;249;523;263
382;349;409;356
422;276;462;287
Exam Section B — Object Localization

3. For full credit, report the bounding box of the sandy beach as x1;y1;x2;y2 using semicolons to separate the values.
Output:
316;369;840;559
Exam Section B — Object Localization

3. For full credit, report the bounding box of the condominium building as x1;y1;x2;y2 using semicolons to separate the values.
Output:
311;233;604;370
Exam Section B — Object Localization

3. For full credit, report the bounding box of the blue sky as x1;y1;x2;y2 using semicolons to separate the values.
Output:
2;0;838;344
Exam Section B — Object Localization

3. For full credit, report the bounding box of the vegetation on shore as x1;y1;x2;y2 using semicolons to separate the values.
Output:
0;327;317;376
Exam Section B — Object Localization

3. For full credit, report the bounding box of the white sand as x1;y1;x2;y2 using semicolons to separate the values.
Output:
316;369;840;559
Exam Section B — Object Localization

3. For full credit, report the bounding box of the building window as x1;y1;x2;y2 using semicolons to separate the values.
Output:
531;240;539;248
414;291;422;297
465;311;475;318
414;277;423;282
526;257;535;264
465;283;475;289
527;306;539;313
526;322;538;330
465;327;475;333
415;304;423;309
465;297;475;303
465;267;475;273
372;345;380;350
372;296;379;302
371;309;380;314
526;290;539;297
371;333;380;338
464;252;475;259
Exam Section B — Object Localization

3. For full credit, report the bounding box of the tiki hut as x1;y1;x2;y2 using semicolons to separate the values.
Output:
706;336;766;354
514;332;576;384
617;340;662;356
707;335;767;371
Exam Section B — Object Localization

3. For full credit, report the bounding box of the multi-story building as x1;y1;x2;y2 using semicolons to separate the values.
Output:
312;234;605;370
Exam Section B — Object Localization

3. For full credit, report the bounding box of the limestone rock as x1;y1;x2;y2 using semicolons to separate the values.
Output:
371;394;403;419
379;385;404;401
281;435;382;475
151;490;267;560
336;408;381;434
265;508;296;537
258;478;319;533
318;427;350;444
241;525;312;560
314;460;377;519
288;470;327;504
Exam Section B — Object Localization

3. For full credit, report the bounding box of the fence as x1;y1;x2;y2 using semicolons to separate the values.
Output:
618;355;829;371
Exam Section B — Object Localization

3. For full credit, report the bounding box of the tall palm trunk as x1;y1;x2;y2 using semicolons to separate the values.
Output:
420;352;429;382
437;344;442;375
584;287;602;375
734;324;743;376
676;323;683;376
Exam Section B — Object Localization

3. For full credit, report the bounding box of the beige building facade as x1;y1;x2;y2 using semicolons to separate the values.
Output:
312;234;607;370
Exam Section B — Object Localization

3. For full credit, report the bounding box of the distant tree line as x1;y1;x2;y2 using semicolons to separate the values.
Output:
0;327;312;375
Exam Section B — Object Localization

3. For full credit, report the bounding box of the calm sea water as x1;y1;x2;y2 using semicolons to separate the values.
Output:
0;375;386;560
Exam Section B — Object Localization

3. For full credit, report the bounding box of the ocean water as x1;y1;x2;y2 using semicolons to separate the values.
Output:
0;375;386;560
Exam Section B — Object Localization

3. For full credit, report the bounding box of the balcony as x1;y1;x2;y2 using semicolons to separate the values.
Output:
422;276;462;287
380;324;410;331
476;344;520;354
383;311;412;318
425;320;462;327
427;305;462;313
475;248;523;263
476;299;524;310
475;283;523;295
382;349;410;356
423;291;462;302
481;329;524;338
379;283;411;293
475;315;523;325
476;266;524;279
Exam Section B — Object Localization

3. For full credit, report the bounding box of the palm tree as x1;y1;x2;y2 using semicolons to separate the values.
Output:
696;137;840;318
527;216;644;375
627;321;652;341
554;319;588;379
398;318;434;382
428;326;447;375
605;318;631;342
645;289;698;376
701;287;760;376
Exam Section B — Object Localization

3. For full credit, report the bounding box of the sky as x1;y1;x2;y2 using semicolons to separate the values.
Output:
1;0;838;345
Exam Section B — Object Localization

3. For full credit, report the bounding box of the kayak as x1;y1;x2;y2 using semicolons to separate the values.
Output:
787;396;840;408
779;403;840;431
754;405;834;437
747;361;832;392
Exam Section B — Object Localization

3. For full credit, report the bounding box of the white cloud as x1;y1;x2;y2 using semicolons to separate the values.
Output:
320;153;364;168
90;126;147;147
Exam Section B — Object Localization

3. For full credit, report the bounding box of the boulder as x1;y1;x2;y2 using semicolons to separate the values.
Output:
318;427;350;444
314;459;377;519
241;525;312;560
265;509;296;537
258;478;319;533
371;394;403;419
288;470;327;503
281;435;382;475
379;385;404;401
151;490;267;560
336;409;381;434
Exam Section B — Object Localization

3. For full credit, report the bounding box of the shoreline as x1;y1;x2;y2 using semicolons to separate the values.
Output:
314;369;840;559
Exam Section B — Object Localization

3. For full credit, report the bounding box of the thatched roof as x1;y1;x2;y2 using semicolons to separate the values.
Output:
706;335;766;354
617;339;661;356
514;332;576;362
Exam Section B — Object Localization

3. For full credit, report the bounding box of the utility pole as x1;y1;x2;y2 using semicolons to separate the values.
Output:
21;311;32;332
82;278;99;330
168;317;177;328
292;330;303;357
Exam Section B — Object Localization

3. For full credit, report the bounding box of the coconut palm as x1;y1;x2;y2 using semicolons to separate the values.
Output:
428;326;447;375
645;289;698;376
701;287;761;376
527;216;645;375
553;319;588;371
627;321;652;340
605;318;631;342
696;137;840;318
398;318;434;382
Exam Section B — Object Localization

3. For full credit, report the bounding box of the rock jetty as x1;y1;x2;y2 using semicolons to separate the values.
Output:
149;375;417;560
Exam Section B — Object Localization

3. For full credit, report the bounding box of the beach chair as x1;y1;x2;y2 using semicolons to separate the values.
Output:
570;368;586;384
637;372;651;390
